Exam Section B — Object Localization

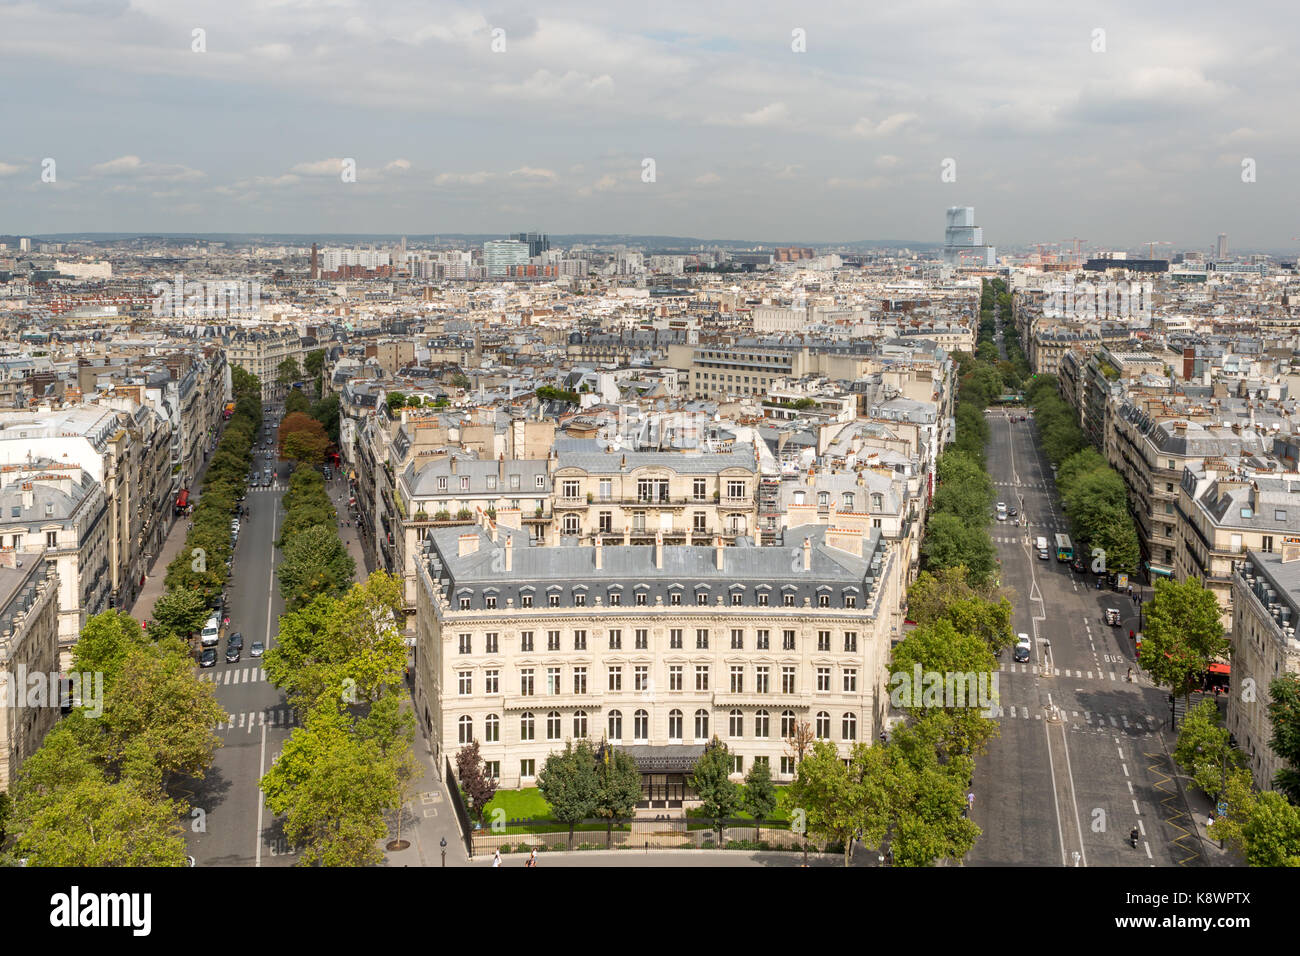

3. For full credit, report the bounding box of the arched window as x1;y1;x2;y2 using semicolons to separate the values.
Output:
520;712;535;741
546;711;562;740
484;713;499;743
728;709;744;738
815;711;830;739
634;709;649;742
842;712;857;740
573;710;588;739
694;709;709;741
754;710;770;738
458;715;472;744
668;709;683;741
780;710;796;737
608;709;622;741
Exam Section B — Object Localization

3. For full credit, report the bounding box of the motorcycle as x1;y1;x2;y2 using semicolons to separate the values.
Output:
1129;828;1139;848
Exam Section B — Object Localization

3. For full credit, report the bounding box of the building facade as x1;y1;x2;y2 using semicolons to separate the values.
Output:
415;521;898;797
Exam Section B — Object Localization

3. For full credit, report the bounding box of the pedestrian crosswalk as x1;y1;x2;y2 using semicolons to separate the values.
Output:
215;706;300;732
993;706;1158;735
998;662;1136;683
199;666;268;685
248;485;285;493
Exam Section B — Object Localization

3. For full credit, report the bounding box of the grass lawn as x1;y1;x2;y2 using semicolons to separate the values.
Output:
685;785;795;826
483;787;553;822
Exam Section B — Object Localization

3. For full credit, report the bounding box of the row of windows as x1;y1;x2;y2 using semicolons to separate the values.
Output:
456;663;859;695
458;590;860;609
457;629;860;654
456;709;860;744
432;474;547;492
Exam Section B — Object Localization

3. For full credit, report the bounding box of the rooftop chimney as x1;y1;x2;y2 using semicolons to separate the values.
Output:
504;533;512;571
457;533;479;557
715;535;724;570
449;456;458;474
802;536;812;571
595;535;603;570
623;523;631;546
655;530;663;569
498;452;505;481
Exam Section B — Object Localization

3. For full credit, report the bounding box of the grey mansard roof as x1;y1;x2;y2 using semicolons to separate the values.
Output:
421;523;889;613
554;439;756;474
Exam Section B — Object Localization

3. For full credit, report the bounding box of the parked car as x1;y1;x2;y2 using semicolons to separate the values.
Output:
250;641;265;658
200;649;217;668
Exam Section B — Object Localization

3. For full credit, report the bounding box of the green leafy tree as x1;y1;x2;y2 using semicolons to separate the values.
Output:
285;388;310;415
11;776;188;866
886;722;981;867
310;393;342;445
1140;576;1228;708
304;348;325;380
1174;698;1243;802
276;356;303;387
277;525;356;611
261;704;397;866
889;619;1000;759
742;759;777;839
386;392;407;412
71;610;149;689
84;640;229;790
1212;769;1300;867
231;364;261;401
921;513;998;587
593;745;641;847
1267;673;1300;802
690;736;742;845
537;739;600;848
790;740;894;866
149;587;210;643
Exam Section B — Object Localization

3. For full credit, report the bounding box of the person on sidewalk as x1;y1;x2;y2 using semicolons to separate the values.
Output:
529;847;537;867
492;848;501;868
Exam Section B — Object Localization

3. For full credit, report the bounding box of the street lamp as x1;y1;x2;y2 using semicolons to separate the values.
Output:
440;836;447;867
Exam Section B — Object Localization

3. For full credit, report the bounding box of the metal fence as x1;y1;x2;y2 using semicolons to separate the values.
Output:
469;817;811;855
444;757;474;857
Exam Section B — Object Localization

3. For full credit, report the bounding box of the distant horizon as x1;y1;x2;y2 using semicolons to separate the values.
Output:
6;231;1294;258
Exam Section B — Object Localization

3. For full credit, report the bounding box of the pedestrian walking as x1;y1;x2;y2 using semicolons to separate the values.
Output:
492;849;501;868
529;847;538;867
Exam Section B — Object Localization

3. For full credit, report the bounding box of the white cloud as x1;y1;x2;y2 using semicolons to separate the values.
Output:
849;113;918;138
89;155;204;182
509;166;557;182
0;162;23;177
434;170;494;186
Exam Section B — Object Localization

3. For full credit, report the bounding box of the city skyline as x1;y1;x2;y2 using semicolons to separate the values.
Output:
0;1;1296;248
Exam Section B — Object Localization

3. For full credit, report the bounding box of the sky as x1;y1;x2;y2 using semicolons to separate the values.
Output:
0;0;1296;251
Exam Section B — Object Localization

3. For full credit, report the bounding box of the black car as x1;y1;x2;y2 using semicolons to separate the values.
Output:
200;649;217;668
225;645;241;663
227;632;243;649
1007;507;1018;518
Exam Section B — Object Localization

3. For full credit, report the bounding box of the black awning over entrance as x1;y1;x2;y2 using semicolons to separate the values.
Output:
619;744;706;774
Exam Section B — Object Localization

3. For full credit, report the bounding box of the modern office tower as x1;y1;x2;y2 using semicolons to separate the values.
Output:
484;239;531;276
1217;233;1229;259
514;232;550;257
18;238;30;253
942;207;996;267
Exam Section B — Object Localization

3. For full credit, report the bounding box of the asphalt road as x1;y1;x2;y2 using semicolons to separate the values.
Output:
186;416;302;866
966;409;1206;867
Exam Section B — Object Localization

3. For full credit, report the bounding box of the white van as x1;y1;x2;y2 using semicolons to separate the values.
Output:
1035;536;1049;559
200;616;220;647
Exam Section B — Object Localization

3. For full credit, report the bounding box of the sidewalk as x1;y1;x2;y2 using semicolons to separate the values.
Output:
130;441;220;623
330;477;374;577
379;673;467;867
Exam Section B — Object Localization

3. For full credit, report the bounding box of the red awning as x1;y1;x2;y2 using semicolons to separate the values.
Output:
176;489;189;507
1208;662;1230;675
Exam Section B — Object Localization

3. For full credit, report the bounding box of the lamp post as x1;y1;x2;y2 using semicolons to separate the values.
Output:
440;836;447;867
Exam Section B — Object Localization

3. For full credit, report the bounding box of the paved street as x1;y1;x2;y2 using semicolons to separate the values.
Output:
967;405;1215;867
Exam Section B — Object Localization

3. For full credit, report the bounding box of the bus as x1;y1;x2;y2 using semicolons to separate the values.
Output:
1055;533;1073;562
